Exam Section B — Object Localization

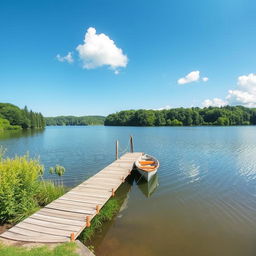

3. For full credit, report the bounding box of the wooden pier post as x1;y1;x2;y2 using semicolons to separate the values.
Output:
112;188;115;197
70;232;75;242
130;136;134;153
86;216;91;227
116;140;119;160
96;205;100;214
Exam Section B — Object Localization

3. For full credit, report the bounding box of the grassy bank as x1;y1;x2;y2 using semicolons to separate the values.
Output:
0;148;66;224
78;198;120;243
0;242;79;256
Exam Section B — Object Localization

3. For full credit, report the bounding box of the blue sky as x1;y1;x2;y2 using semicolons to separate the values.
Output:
1;0;256;116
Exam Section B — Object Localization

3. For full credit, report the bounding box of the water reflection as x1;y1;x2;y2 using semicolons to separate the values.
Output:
135;172;159;198
86;178;133;249
0;129;45;141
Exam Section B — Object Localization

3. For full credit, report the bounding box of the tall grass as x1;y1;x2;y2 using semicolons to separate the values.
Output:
0;242;79;256
0;152;66;224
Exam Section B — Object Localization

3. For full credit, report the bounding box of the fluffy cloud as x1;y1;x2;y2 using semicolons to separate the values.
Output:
226;73;256;107
202;77;209;82
202;98;227;107
177;71;200;84
76;27;128;73
202;73;256;108
56;52;73;63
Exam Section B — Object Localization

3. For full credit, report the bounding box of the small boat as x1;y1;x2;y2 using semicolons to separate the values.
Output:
135;154;159;182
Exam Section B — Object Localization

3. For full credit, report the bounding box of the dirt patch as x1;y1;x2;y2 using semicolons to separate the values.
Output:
0;224;12;235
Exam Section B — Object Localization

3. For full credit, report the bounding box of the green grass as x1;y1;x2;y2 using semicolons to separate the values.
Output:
78;198;120;242
0;242;79;256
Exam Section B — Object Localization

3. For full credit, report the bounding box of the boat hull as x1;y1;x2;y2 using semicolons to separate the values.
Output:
137;168;158;182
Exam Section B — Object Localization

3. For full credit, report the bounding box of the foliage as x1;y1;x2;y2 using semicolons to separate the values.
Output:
45;115;105;126
0;154;65;224
0;118;22;131
104;106;256;126
0;242;79;256
36;181;66;207
0;103;45;130
79;198;120;242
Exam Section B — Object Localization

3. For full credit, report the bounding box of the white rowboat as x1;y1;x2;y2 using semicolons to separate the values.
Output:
135;154;159;182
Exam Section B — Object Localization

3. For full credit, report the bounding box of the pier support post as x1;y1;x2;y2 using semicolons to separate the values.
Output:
86;216;91;227
112;188;115;197
130;136;134;153
70;232;75;242
96;205;100;214
116;140;119;160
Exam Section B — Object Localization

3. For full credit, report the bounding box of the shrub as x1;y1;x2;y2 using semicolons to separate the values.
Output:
0;153;66;224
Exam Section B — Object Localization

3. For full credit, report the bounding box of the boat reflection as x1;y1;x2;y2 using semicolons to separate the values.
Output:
135;171;159;198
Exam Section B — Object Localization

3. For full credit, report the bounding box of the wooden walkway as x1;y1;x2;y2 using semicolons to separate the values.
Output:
0;152;142;243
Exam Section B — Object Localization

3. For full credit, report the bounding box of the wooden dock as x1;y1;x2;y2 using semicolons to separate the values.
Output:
0;152;142;243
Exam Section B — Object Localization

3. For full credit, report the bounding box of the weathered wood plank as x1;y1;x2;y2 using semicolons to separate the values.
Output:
15;222;74;237
31;213;84;226
47;201;95;211
60;194;107;204
23;217;81;232
38;208;87;221
7;226;67;238
45;205;95;215
0;231;69;243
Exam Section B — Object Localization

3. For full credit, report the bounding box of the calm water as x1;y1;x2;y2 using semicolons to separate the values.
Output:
0;126;256;256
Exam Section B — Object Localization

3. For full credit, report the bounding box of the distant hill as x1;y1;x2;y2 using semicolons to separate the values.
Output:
45;116;105;126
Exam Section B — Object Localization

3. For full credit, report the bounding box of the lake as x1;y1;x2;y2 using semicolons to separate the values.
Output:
0;126;256;256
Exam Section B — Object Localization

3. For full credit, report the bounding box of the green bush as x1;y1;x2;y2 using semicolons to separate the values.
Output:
0;153;66;224
0;118;22;131
36;181;66;206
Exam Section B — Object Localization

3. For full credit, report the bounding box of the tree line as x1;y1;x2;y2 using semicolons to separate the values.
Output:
0;103;45;131
104;106;256;126
45;116;105;126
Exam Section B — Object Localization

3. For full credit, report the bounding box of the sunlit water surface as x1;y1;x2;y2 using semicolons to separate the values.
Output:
0;126;256;256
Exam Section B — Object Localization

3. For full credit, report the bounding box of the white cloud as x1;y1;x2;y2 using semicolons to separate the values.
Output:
76;27;128;73
202;73;256;108
155;105;171;110
202;77;209;82
202;98;227;107
56;52;73;63
177;70;200;84
226;73;256;107
226;90;256;107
